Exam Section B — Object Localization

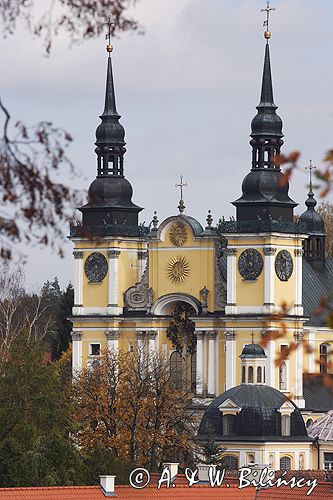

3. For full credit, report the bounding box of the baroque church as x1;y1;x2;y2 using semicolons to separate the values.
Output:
69;9;333;472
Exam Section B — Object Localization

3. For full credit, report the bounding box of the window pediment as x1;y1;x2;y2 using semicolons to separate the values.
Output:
218;398;242;415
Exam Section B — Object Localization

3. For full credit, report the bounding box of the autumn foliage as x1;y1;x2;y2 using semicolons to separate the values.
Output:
72;348;195;470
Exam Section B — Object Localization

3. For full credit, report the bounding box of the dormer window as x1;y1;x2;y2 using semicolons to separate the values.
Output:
223;414;236;436
281;414;291;436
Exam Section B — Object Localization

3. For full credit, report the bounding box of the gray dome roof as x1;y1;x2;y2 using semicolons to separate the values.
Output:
299;191;325;235
198;385;309;441
87;176;139;209
240;343;267;358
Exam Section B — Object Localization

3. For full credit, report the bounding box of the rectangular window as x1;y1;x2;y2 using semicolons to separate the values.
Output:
280;345;289;359
324;453;333;470
281;414;291;437
90;343;100;356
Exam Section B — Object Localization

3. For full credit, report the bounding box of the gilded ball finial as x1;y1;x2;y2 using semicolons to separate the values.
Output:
264;30;271;40
106;43;113;53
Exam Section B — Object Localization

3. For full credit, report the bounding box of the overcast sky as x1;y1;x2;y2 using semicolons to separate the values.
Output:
1;0;333;290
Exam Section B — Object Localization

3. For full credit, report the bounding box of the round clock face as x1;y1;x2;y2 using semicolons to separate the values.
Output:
84;252;108;283
238;249;263;281
275;250;293;281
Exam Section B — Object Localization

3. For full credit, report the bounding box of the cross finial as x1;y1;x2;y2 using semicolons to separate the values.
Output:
175;175;188;214
305;160;317;192
251;331;255;344
261;1;276;42
105;16;115;55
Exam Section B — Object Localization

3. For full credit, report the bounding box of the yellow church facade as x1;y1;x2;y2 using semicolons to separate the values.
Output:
69;10;333;472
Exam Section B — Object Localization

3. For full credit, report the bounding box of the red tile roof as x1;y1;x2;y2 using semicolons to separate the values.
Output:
0;483;332;499
0;484;253;499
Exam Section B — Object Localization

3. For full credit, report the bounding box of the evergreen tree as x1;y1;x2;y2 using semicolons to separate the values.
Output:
0;336;83;486
197;423;227;465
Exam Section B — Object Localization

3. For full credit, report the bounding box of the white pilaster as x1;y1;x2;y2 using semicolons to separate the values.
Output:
265;334;276;388
294;248;304;316
208;331;217;396
107;250;121;315
105;330;119;353
293;332;305;408
137;330;145;360
71;331;82;377
295;450;300;470
215;331;219;396
307;330;316;373
137;251;148;280
225;330;236;390
73;251;83;310
263;247;276;313
196;331;204;395
148;330;157;362
225;248;237;315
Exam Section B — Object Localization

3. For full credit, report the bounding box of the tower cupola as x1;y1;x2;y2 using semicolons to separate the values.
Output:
240;341;267;385
233;8;297;223
79;28;143;234
300;163;326;272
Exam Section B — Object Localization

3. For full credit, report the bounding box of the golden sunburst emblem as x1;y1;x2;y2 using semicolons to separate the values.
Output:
169;222;187;247
167;256;190;283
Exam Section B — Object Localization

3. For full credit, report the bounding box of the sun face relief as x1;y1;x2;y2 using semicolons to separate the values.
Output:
275;250;293;281
169;222;187;247
238;249;263;281
167;256;190;283
84;252;108;282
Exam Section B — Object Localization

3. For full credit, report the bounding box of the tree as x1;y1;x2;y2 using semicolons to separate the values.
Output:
72;348;195;470
41;277;74;359
196;422;227;466
0;336;83;487
0;265;56;366
166;303;196;391
0;1;141;258
318;201;333;257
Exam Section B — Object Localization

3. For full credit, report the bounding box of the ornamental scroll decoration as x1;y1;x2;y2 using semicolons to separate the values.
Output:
124;262;153;312
215;243;227;310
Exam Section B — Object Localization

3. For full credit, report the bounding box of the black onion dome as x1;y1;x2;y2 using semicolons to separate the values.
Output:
300;191;325;235
240;343;267;358
198;385;310;441
240;168;293;203
88;176;138;208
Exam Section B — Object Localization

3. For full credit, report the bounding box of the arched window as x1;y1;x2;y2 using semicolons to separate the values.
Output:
257;366;262;383
306;418;314;429
280;456;291;471
269;454;275;468
223;414;236;436
242;366;246;383
320;344;329;374
279;362;287;391
190;352;196;393
221;455;239;470
247;453;255;464
248;366;254;384
170;351;182;390
281;414;291;437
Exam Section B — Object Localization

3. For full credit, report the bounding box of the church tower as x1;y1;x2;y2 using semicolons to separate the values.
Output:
69;33;149;373
220;11;307;407
300;165;326;272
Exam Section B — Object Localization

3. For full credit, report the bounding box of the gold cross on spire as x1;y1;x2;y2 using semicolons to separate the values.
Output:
305;160;317;192
261;1;276;41
175;175;188;214
251;331;255;344
105;16;114;54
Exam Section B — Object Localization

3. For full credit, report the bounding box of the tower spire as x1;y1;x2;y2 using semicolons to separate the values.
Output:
233;2;297;223
78;19;143;233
